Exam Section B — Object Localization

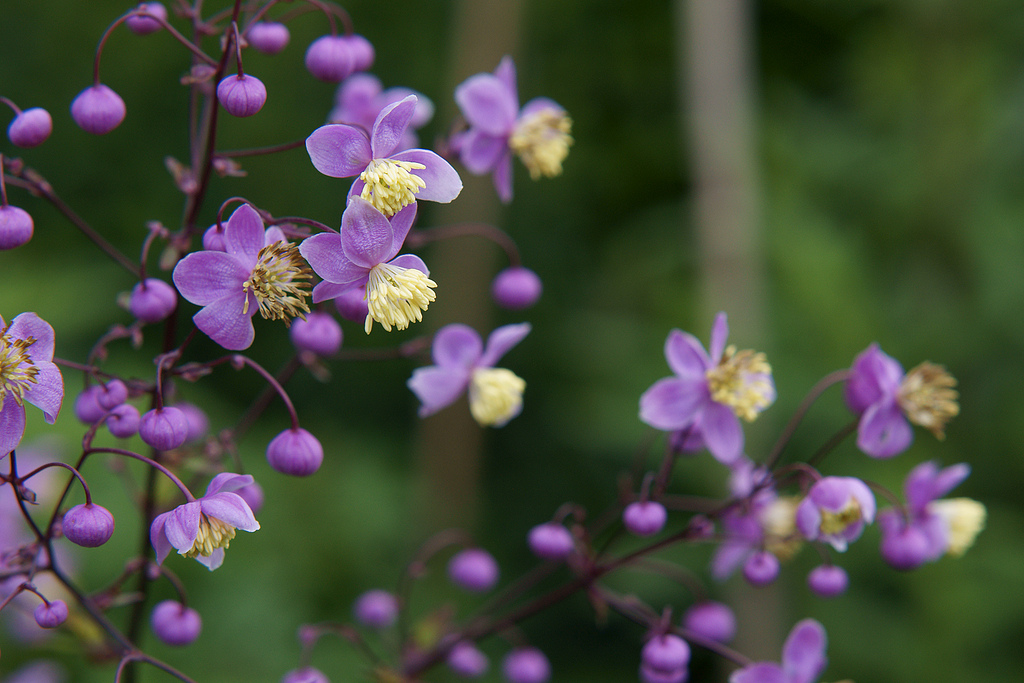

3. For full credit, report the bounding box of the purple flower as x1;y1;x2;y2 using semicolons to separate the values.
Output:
300;198;435;334
0;313;63;459
796;477;875;552
453;56;573;202
352;589;399;628
328;73;434;152
729;619;828;683
150;473;260;570
306;94;461;217
639;313;775;465
408;322;530;427
172;203;312;350
844;343;959;458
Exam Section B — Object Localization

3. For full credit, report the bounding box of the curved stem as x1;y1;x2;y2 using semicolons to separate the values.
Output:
406;222;522;267
764;368;851;471
216;138;307;158
231;354;301;430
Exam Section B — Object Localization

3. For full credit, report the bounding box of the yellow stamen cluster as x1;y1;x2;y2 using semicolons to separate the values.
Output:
509;108;573;180
183;514;236;559
364;263;437;334
0;329;39;412
359;158;427;217
818;497;864;536
705;345;775;421
242;241;312;325
468;367;526;427
761;496;803;561
898;362;959;439
930;498;986;557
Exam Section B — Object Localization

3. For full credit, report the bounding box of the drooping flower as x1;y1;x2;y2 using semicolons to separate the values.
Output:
844;343;959;458
408;322;530;427
639;313;775;464
0;313;63;459
172;203;312;350
729;619;828;683
795;476;875;552
300;198;434;334
453;56;573;202
150;473;260;571
306;94;461;217
328;73;434;152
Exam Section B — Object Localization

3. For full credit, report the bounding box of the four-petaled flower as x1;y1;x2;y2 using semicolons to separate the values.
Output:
639;313;775;465
408;322;530;427
306;94;462;217
453;56;573;202
300;198;435;334
0;313;63;459
729;619;828;683
844;343;959;458
172;203;312;350
151;473;260;571
795;476;875;552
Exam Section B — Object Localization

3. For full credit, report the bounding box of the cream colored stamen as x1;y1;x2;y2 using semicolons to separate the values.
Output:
184;514;236;559
818;497;863;536
509;108;573;180
242;241;312;325
898;362;959;439
364;262;436;334
468;367;526;427
705;345;775;421
929;498;985;557
359;158;427;217
761;496;802;561
0;328;39;412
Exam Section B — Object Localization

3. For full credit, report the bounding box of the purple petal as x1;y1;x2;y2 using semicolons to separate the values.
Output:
700;401;744;464
857;399;913;458
205;472;254;496
341;197;395;267
904;460;939;511
224;204;265;267
455;73;517;135
431;324;484;369
844;343;904;414
795;497;823;541
665;329;711;377
201;492;260;532
711;540;753;581
8;313;56;361
264;225;286;245
494;56;519;108
150;513;174;564
193;293;256;351
392;149;463;203
729;663;786;683
388;202;418;255
782;619;827;683
519;97;565;120
639;377;708;431
164;502;201;553
299;232;348;283
493;151;514;203
709;312;729;363
195;548;225;570
479;322;531;368
0;401;27;459
458;129;508;174
313;279;362;304
408;366;471;417
22;360;62;423
932;462;971;500
173;251;250;305
306;124;372;177
370;95;416;158
389;253;429;275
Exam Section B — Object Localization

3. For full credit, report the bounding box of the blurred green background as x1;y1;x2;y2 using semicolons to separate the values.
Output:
2;0;1023;681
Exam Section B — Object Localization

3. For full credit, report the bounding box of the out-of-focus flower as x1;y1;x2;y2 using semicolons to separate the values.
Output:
448;548;500;593
447;641;489;678
150;600;201;646
306;94;461;217
408;322;530;427
729;619;828;683
0;313;63;458
503;648;551;683
329;73;433;152
248;22;290;55
844;343;958;458
795;477;875;552
352;589;399;628
682;601;736;644
150;473;260;570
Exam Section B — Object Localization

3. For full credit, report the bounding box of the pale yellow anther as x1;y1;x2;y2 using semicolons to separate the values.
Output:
705;345;775;422
359;158;427;217
0;328;39;413
509;108;573;180
898;362;959;439
818;498;864;536
929;498;986;557
364;262;436;334
242;240;312;325
468;367;526;427
183;514;237;559
761;496;803;561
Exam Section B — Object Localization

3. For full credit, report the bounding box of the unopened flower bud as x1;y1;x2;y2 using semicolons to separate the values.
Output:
352;589;398;628
34;600;69;629
879;523;931;571
502;648;550;683
492;267;542;310
235;481;264;514
682;601;735;643
0;205;34;250
74;386;106;424
151;600;201;646
139;406;189;451
641;634;690;673
622;501;667;537
266;427;323;477
527;522;574;560
202;223;226;251
448;641;489;678
304;36;353;82
333;284;368;322
743;550;780;586
217;74;267;117
249;22;290;55
130;278;177;323
107;403;141;438
7;107;52;147
175;402;209;444
345;34;375;72
448;548;499;593
97;379;128;410
62;503;115;547
290;311;342;356
282;668;329;683
807;564;849;598
126;2;168;35
71;84;126;135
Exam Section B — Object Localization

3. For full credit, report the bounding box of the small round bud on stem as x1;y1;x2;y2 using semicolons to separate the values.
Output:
62;503;115;547
352;589;399;628
139;406;189;451
217;75;267;117
527;522;574;560
107;403;141;438
290;311;342;356
130;278;177;323
249;22;290;55
34;600;69;628
8;107;53;147
151;600;202;646
492;267;542;310
502;648;550;683
126;2;168;35
282;668;329;683
266;427;323;477
448;641;489;678
807;564;849;598
0;205;34;250
682;601;736;643
97;379;128;410
622;501;667;537
305;36;353;82
448;548;499;593
743;550;780;586
71;84;126;135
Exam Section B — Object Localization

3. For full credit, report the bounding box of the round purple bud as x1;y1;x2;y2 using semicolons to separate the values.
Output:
151;600;201;646
682;601;736;644
807;564;849;598
139;406;189;451
235;481;265;514
491;267;542;310
97;379;128;410
34;600;69;629
639;664;687;683
880;523;932;571
217;74;267;117
527;522;574;560
623;501;667;537
502;648;550;683
742;550;780;587
266;427;323;477
130;278;177;323
126;2;168;35
107;403;141;438
0;205;34;250
448;548;500;593
448;641;489;678
248;22;291;55
71;84;126;135
304;35;354;82
8;107;53;147
290;312;343;357
641;634;690;673
345;34;375;72
175;402;209;444
202;223;226;251
74;386;106;424
282;668;329;683
352;589;399;629
333;284;368;322
62;503;115;547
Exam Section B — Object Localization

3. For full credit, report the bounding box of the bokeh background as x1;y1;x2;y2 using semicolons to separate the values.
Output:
2;0;1023;681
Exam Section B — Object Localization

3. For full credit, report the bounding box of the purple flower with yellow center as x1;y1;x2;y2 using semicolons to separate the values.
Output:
729;619;828;683
172;204;311;350
845;343;959;458
408;322;530;427
453;56;573;202
306;94;461;218
150;473;260;571
796;476;875;552
300;198;434;334
0;313;63;459
639;313;775;465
